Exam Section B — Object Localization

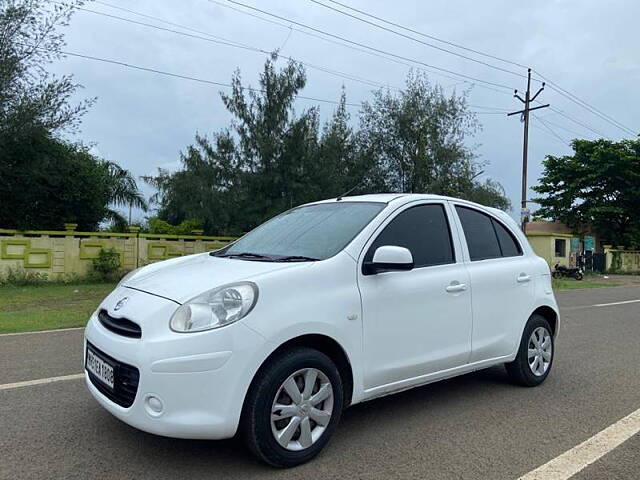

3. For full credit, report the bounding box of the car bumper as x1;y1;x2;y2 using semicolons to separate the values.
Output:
84;286;267;440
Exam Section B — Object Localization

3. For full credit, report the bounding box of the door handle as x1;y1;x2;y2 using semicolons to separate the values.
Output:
517;273;531;283
446;282;467;293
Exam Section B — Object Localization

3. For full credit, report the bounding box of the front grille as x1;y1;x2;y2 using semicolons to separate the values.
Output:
86;343;140;408
98;310;141;338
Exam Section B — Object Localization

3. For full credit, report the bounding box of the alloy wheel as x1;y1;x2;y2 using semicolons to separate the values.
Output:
270;368;334;451
527;326;552;376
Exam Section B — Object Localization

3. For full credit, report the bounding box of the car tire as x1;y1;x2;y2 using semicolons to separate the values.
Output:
505;314;554;387
241;347;344;468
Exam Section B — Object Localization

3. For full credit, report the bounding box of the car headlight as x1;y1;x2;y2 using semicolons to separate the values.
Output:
118;267;142;287
169;282;258;333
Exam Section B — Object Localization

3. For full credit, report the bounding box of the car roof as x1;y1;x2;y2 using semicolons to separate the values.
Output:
309;193;479;206
309;193;455;204
307;193;513;223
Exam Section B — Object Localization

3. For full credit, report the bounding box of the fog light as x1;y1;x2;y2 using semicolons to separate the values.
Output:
145;395;164;416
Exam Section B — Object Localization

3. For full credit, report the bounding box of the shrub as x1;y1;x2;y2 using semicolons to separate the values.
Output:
92;248;121;281
147;218;174;234
148;217;203;235
0;267;49;286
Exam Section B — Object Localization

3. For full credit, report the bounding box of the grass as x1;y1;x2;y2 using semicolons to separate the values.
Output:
552;277;622;290
0;282;116;334
0;273;628;334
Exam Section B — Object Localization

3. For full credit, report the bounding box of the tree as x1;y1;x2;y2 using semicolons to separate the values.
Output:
143;130;242;234
0;0;91;137
0;0;145;231
357;72;510;208
0;129;108;230
102;161;148;229
146;57;510;235
0;128;147;230
146;54;331;234
533;139;640;246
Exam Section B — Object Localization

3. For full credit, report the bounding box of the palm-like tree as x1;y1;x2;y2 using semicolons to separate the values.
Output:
102;161;148;229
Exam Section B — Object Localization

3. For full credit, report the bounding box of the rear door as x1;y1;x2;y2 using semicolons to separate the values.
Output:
451;205;535;363
358;201;473;390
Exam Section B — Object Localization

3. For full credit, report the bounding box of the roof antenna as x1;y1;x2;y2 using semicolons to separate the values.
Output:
336;181;362;201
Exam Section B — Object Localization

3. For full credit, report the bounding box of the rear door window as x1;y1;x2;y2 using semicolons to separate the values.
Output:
455;206;502;261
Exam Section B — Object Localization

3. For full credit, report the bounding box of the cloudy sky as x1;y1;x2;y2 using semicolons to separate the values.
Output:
50;0;639;221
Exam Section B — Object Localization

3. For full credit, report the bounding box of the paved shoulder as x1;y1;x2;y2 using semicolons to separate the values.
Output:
574;434;640;480
0;329;84;384
556;285;640;309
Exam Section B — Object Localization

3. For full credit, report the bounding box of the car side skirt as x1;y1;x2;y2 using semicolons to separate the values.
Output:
360;354;515;402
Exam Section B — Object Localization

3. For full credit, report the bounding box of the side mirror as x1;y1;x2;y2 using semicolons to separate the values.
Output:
363;245;414;275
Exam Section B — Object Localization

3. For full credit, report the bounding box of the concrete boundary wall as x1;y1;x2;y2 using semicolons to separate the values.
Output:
0;226;236;280
604;245;640;273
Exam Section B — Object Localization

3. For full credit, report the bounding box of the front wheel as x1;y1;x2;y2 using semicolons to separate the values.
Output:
505;314;554;387
241;347;344;467
573;271;584;280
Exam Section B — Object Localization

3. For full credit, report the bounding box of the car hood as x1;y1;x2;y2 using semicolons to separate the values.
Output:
122;253;309;303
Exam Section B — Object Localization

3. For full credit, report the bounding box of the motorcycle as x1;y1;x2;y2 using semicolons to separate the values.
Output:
553;263;584;280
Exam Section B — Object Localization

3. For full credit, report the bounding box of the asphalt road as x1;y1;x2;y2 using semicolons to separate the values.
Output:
1;287;639;479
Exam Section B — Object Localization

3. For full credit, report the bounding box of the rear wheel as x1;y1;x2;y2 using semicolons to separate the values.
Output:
505;314;554;387
241;348;343;467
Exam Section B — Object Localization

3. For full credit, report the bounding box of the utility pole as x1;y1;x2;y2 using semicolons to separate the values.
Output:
508;68;549;230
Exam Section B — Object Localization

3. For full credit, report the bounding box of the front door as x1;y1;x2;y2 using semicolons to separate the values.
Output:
358;202;473;391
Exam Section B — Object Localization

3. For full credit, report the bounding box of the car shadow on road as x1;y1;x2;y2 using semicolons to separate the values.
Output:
93;365;515;476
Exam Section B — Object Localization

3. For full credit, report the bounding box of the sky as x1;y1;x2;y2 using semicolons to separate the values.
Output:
50;0;639;222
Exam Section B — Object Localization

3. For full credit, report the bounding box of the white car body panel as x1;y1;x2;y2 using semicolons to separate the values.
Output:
84;193;559;440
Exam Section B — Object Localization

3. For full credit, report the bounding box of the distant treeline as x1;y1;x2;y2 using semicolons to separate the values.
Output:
144;54;510;236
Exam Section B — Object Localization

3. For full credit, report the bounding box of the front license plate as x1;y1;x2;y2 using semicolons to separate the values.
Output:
86;347;115;390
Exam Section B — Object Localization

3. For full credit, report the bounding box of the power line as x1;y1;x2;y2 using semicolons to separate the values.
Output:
530;123;569;147
536;113;593;137
71;4;400;91
533;114;570;146
82;1;609;142
308;0;530;80
548;106;611;140
56;48;507;115
320;0;528;70
208;0;514;97
533;71;636;136
93;0;248;48
537;116;595;139
221;0;515;92
313;0;635;137
79;3;512;112
59;50;360;106
97;0;633;142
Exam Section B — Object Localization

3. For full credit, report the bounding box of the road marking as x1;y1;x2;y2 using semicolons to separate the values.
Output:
0;326;84;337
518;407;640;480
592;299;640;307
0;373;84;391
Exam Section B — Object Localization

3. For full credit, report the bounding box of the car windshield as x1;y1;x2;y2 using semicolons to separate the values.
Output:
217;202;385;261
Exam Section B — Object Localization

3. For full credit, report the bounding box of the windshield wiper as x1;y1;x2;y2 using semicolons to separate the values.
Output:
211;251;318;262
274;255;320;262
213;252;273;260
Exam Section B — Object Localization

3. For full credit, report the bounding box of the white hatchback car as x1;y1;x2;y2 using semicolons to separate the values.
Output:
84;194;559;467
